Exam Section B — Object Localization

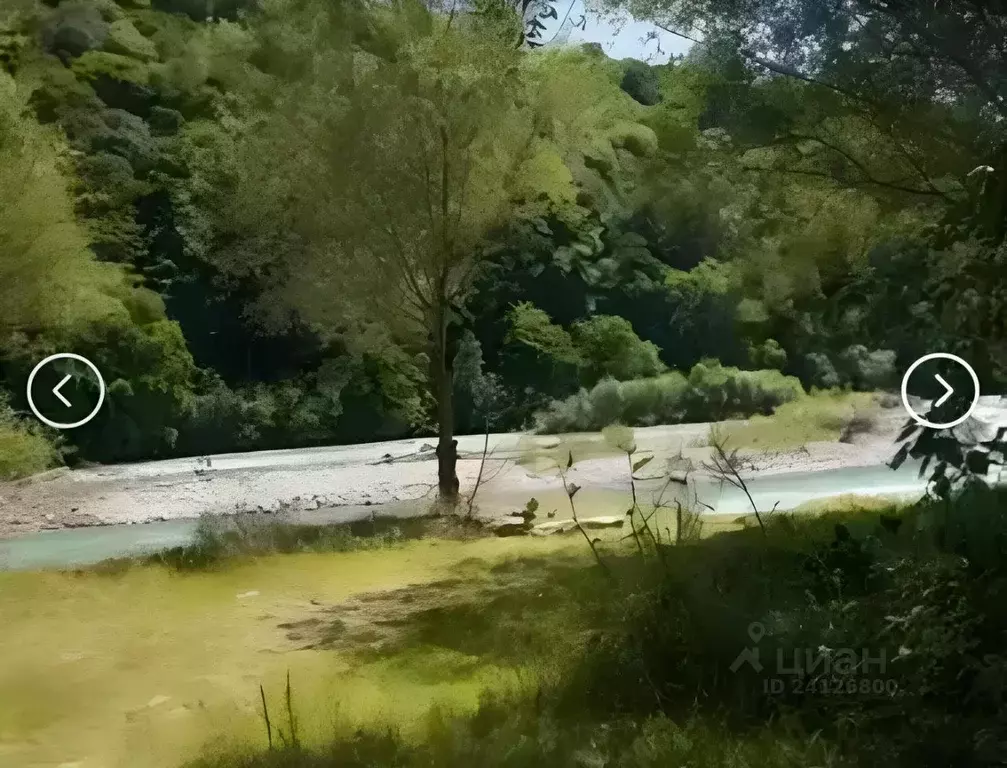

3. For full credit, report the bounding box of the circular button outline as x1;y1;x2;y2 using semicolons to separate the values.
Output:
901;352;980;430
26;353;106;430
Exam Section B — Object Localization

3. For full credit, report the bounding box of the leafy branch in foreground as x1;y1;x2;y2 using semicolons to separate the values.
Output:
559;450;612;579
891;406;1007;502
703;428;776;535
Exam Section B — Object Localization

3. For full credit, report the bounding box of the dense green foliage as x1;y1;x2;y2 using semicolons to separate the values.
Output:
534;361;803;432
0;0;1003;476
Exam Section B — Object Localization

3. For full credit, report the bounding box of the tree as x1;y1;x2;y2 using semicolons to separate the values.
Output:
0;71;131;343
604;0;1002;200
620;60;662;106
216;3;602;500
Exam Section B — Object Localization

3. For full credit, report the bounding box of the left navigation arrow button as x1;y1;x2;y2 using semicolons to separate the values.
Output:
26;353;106;430
52;374;73;408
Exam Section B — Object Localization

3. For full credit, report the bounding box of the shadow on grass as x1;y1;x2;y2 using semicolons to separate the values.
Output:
280;552;613;676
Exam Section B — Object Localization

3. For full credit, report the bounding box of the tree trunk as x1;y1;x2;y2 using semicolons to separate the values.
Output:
431;306;459;503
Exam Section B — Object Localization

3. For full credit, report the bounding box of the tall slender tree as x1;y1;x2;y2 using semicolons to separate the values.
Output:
217;1;616;500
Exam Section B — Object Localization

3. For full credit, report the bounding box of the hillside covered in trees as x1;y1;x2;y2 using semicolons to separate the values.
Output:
0;0;1004;484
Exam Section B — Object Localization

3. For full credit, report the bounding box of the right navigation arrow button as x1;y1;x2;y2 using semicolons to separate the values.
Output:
901;352;980;430
933;373;954;408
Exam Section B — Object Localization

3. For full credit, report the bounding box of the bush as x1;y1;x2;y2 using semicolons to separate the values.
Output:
533;363;803;432
571;315;665;384
104;19;157;62
505;302;580;365
532;388;595;434
619;373;689;426
748;338;787;370
41;3;110;59
0;396;57;480
66;318;198;462
588;377;625;427
804;352;841;389
680;361;803;421
838;345;898;390
177;374;345;455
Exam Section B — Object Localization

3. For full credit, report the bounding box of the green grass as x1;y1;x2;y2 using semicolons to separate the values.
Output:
8;484;1005;768
176;503;904;768
715;391;880;451
0;533;593;768
187;706;848;768
180;487;1007;768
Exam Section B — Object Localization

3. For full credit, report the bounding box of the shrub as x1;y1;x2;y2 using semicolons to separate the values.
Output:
838;345;898;390
533;363;803;432
505;302;580;365
588;378;625;427
619;372;689;426
71;51;151;87
680;361;804;421
41;3;109;59
104;19;157;62
804;352;841;389
608;120;658;157
748;338;787;371
533;388;594;434
0;398;56;480
571;315;665;384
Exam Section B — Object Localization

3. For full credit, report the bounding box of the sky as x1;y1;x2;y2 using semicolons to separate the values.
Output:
533;2;695;64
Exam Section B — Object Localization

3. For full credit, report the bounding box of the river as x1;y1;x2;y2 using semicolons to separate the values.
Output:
0;460;928;571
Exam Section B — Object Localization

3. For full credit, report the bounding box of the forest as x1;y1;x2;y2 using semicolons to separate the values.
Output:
0;0;1004;490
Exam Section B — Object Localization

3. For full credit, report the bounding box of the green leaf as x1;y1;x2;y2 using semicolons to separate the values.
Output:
965;450;990;476
531;218;552;236
889;443;909;470
632;455;653;473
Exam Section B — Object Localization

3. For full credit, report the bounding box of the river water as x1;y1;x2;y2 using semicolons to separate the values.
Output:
0;461;929;571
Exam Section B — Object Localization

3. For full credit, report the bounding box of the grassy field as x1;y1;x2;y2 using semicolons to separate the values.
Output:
519;390;887;462
715;391;883;451
0;493;909;768
169;486;1007;768
0;532;601;768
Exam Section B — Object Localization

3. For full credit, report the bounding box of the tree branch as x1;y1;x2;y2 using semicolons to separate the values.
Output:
864;116;953;199
779;131;952;201
869;1;1007;121
654;22;702;44
742;164;947;197
373;190;432;312
741;50;879;108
